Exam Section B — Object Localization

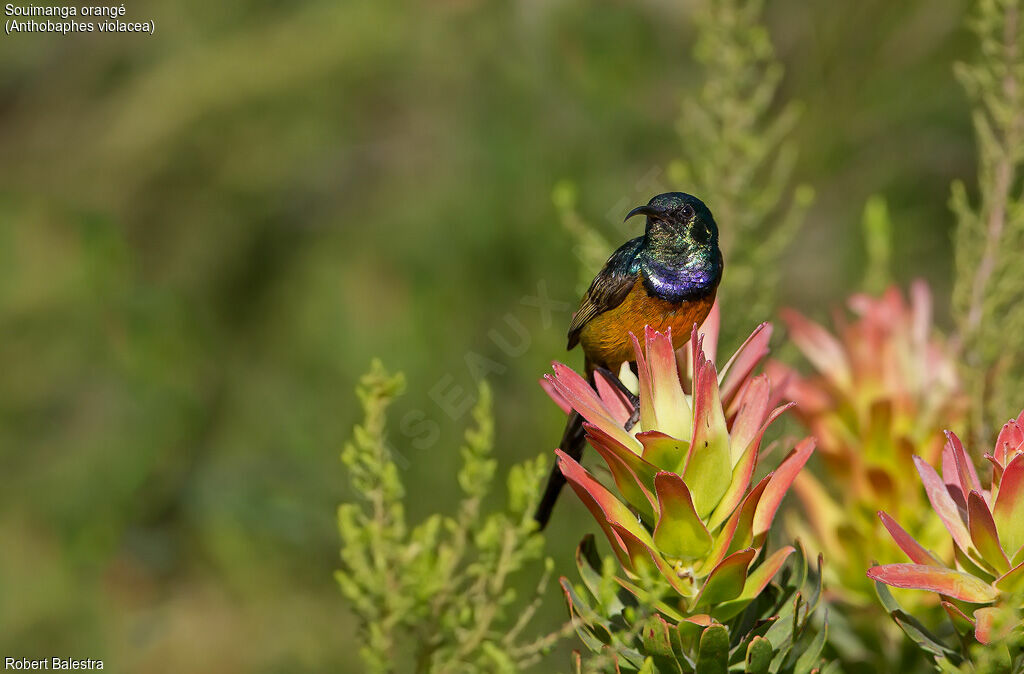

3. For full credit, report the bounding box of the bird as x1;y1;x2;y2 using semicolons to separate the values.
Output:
533;192;724;529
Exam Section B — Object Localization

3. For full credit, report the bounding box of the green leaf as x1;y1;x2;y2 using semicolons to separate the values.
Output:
793;611;827;674
941;601;975;635
996;559;1024;595
694;549;755;610
872;579;962;661
967;490;1010;574
745;636;774;674
560;578;613;654
994;454;1024;558
575;535;625;616
695;624;729;674
653;472;713;560
640;615;685;674
638;431;691;474
713;546;795;621
684;359;732;518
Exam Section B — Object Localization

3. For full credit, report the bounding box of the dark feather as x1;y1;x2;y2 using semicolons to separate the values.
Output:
566;237;643;349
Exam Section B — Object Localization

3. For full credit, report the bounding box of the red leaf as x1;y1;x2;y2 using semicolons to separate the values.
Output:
719;322;772;409
546;364;640;453
584;424;658;517
994;453;1024;561
946;431;983;497
752;437;815;542
915;455;972;554
727;375;770;464
866;564;997;603
877;511;945;566
780;309;851;389
555;449;639;570
967;490;1009;574
610;523;694;598
706;401;794;533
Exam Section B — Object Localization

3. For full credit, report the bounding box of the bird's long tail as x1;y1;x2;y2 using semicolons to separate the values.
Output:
532;409;586;530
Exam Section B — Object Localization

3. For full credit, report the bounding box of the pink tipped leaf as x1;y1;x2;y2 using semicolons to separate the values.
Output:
699;301;720;364
692;548;756;610
727;375;771;465
941;442;968;510
940;601;976;635
683;358;732;519
546;364;641;453
986;453;1005;486
642;327;692;440
780;309;852;389
915;455;973;555
652;472;713;561
712;546;795;621
751;437;816;544
718;322;773;408
946;431;983;497
973;607;1007;645
631;332;660;433
706;402;793;533
540;375;573;415
737;545;794;601
994;453;1024;560
866;564;998;603
555;449;641;570
967;490;1010;574
995;418;1024;466
584;422;660;490
700;476;770;576
584;425;658;519
878;511;945;566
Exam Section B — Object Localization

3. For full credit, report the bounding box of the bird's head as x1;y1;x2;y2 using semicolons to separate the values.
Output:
625;192;718;251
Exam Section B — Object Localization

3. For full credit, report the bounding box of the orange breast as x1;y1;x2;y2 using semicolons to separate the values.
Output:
578;279;715;372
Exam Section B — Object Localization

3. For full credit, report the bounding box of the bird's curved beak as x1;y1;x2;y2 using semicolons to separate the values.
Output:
624;204;668;223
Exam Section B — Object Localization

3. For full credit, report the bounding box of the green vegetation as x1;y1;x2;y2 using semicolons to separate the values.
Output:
336;363;559;673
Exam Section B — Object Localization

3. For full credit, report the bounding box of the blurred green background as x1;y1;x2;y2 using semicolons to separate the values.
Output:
0;0;979;671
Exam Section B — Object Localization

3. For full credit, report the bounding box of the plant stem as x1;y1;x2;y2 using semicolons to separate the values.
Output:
965;5;1022;337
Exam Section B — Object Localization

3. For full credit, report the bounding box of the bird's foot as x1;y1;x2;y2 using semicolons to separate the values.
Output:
593;366;641;432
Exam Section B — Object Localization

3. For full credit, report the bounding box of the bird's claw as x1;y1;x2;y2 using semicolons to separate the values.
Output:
593;366;641;431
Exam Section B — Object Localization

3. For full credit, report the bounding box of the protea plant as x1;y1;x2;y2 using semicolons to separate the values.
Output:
769;283;965;611
868;410;1024;664
544;310;826;671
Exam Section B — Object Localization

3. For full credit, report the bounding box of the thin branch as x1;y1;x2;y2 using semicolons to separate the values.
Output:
965;5;1023;336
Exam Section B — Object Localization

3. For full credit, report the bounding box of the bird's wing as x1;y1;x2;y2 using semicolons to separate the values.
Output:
567;239;643;350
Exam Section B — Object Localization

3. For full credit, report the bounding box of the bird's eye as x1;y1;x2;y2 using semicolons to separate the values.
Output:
679;204;695;219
